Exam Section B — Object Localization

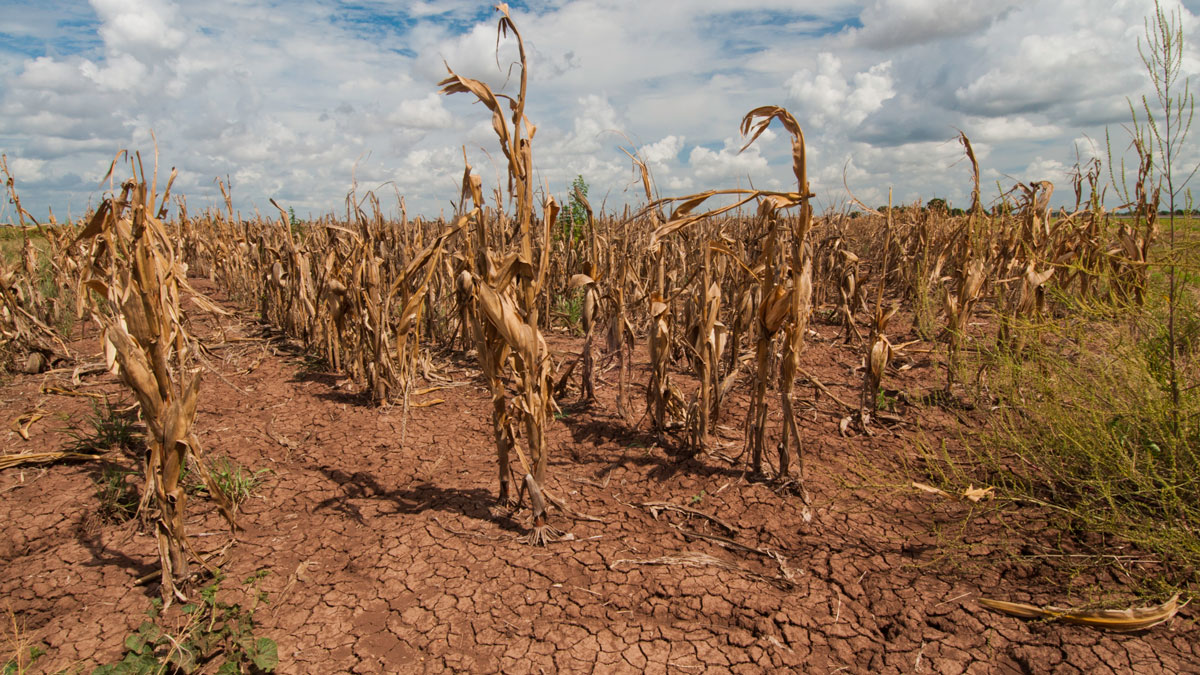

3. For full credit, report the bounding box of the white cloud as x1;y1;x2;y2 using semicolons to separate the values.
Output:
558;95;623;155
0;0;1197;220
7;157;47;182
641;135;684;167
848;0;1022;49
392;94;453;130
967;116;1063;142
787;53;895;128
688;137;773;184
79;52;148;91
1023;157;1072;184
91;0;185;54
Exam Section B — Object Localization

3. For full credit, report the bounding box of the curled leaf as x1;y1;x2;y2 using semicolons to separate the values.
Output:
979;594;1186;632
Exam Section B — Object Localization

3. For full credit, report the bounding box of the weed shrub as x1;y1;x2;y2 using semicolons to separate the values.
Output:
969;307;1200;566
93;573;277;675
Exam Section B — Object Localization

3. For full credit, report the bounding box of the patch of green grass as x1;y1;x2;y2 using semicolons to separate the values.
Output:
93;572;277;674
551;289;585;336
0;227;49;264
0;227;75;342
295;353;330;375
937;302;1200;592
94;465;139;525
66;398;139;455
199;456;269;511
876;389;898;413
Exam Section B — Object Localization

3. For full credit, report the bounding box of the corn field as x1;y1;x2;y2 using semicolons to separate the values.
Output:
0;7;1188;609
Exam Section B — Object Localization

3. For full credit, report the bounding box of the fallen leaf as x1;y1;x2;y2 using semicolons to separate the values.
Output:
11;410;45;441
912;481;951;498
979;593;1186;632
962;485;995;502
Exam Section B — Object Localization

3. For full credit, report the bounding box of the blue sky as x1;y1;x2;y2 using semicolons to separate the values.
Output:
1;0;1198;222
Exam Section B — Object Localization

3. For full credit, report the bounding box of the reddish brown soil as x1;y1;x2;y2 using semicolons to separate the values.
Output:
2;283;1197;674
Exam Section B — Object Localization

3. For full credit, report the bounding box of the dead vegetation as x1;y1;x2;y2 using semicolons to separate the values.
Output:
0;4;1197;665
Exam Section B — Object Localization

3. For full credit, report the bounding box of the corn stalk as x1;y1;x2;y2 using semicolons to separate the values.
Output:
737;106;814;484
77;156;235;603
440;4;562;544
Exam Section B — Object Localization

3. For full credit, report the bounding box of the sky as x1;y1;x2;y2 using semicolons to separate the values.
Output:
0;0;1198;223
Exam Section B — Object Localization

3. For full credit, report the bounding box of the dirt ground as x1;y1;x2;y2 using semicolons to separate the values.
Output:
2;281;1197;674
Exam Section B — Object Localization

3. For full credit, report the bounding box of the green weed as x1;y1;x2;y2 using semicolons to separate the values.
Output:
93;572;277;674
201;456;268;511
66;398;139;455
94;465;139;525
2;605;44;675
945;308;1200;587
551;289;585;336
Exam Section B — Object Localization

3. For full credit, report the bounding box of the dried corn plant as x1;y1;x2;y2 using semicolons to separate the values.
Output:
77;155;235;603
0;156;78;373
177;179;454;406
1107;133;1159;306
440;4;564;543
682;240;726;451
330;189;457;403
894;212;954;340
1048;158;1107;300
860;200;898;429
941;134;993;387
599;174;640;423
736;107;815;484
640;188;787;450
831;239;866;342
996;261;1055;355
645;191;681;435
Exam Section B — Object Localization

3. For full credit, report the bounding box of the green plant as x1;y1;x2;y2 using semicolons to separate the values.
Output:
876;389;897;413
559;175;589;245
287;207;303;239
93;572;277;675
688;490;706;506
66;398;139;455
551;289;585;335
950;315;1200;582
199;456;268;512
1;647;44;675
1125;0;1197;435
1142;303;1200;390
94;465;139;525
296;353;330;375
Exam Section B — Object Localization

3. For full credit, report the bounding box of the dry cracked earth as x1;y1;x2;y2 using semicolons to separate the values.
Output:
2;281;1198;674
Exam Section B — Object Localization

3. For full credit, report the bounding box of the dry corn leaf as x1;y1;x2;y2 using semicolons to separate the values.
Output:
913;481;996;503
410;398;445;408
40;384;105;399
11;410;45;441
912;481;951;498
979;594;1186;632
962;485;995;502
569;273;594;289
0;451;108;470
762;285;792;334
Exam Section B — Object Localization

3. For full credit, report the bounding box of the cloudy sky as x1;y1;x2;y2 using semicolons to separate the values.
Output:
1;0;1198;222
